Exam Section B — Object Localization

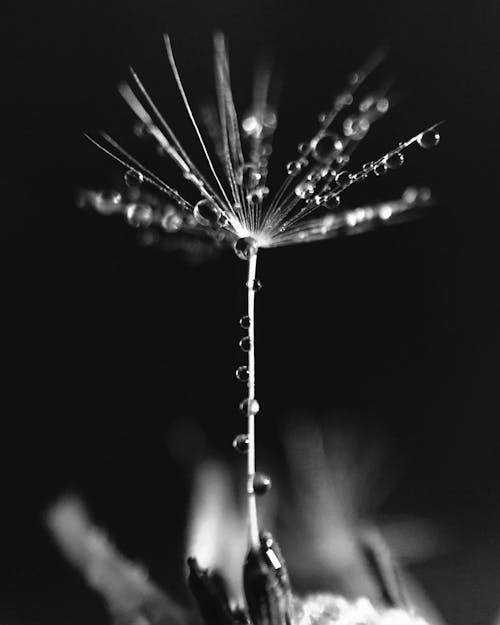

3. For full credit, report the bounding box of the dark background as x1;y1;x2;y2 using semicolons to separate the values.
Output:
3;0;500;624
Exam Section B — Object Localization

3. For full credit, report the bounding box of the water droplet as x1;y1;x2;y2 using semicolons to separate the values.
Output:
237;164;262;190
418;129;440;149
286;159;307;176
318;112;328;123
236;366;249;382
126;203;154;228
239;336;251;352
343;116;370;140
385;153;404;170
402;186;432;205
348;72;361;86
294;182;315;199
242;107;277;139
234;237;258;260
379;205;393;220
298;142;309;154
239;315;251;329
312;133;344;163
124;169;144;187
374;162;388;176
133;121;153;138
246;185;269;203
217;214;229;228
335;171;352;187
334;92;353;109
161;207;183;232
194;199;220;227
239;398;260;415
232;434;249;454
253;473;272;495
91;191;122;215
313;194;328;206
326;195;341;210
247;279;262;292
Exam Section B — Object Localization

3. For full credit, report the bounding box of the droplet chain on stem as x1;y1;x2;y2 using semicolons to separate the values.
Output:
246;251;260;550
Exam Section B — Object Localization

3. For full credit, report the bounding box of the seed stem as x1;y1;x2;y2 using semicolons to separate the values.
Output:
246;251;259;550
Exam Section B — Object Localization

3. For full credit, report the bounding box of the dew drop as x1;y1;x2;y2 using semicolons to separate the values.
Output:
294;182;315;200
253;473;272;495
194;199;221;227
92;191;122;215
237;164;262;190
385;152;404;170
326;195;341;210
374;162;388;176
133;121;155;139
126;203;154;228
335;171;352;187
286;159;307;176
248;279;262;292
161;207;183;232
311;133;344;163
298;142;309;154
334;92;353;109
418;129;440;149
239;336;251;352
403;186;432;205
246;185;269;203
239;315;251;329
124;169;144;187
234;237;258;260
343;116;370;140
236;366;249;382
232;434;249;454
313;194;328;206
379;205;393;220
239;398;260;415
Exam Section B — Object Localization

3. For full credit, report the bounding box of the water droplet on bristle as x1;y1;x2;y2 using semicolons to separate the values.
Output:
403;186;432;204
239;398;260;415
286;159;307;176
237;164;262;190
312;133;344;163
234;237;258;260
418;129;440;149
385;153;405;169
161;207;183;232
253;473;272;495
294;182;315;199
239;315;251;329
248;279;262;292
233;434;249;454
327;195;341;210
374;162;388;176
239;336;251;352
194;199;220;226
236;366;249;381
124;169;144;187
126;203;154;228
335;171;352;187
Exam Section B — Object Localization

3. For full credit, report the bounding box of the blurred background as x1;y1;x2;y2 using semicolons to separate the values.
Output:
3;0;500;624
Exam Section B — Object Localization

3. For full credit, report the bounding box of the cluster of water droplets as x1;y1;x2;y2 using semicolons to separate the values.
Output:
84;37;441;262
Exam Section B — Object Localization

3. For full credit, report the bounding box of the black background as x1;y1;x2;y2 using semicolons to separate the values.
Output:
3;1;500;624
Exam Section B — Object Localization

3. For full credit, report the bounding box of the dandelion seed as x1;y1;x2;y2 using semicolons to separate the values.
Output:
81;34;441;555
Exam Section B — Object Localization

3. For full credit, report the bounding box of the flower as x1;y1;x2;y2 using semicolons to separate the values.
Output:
81;34;440;258
46;438;441;625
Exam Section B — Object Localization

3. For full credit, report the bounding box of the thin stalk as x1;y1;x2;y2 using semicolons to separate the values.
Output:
246;251;259;550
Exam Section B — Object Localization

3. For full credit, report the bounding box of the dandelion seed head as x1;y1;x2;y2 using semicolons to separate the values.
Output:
81;36;440;260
